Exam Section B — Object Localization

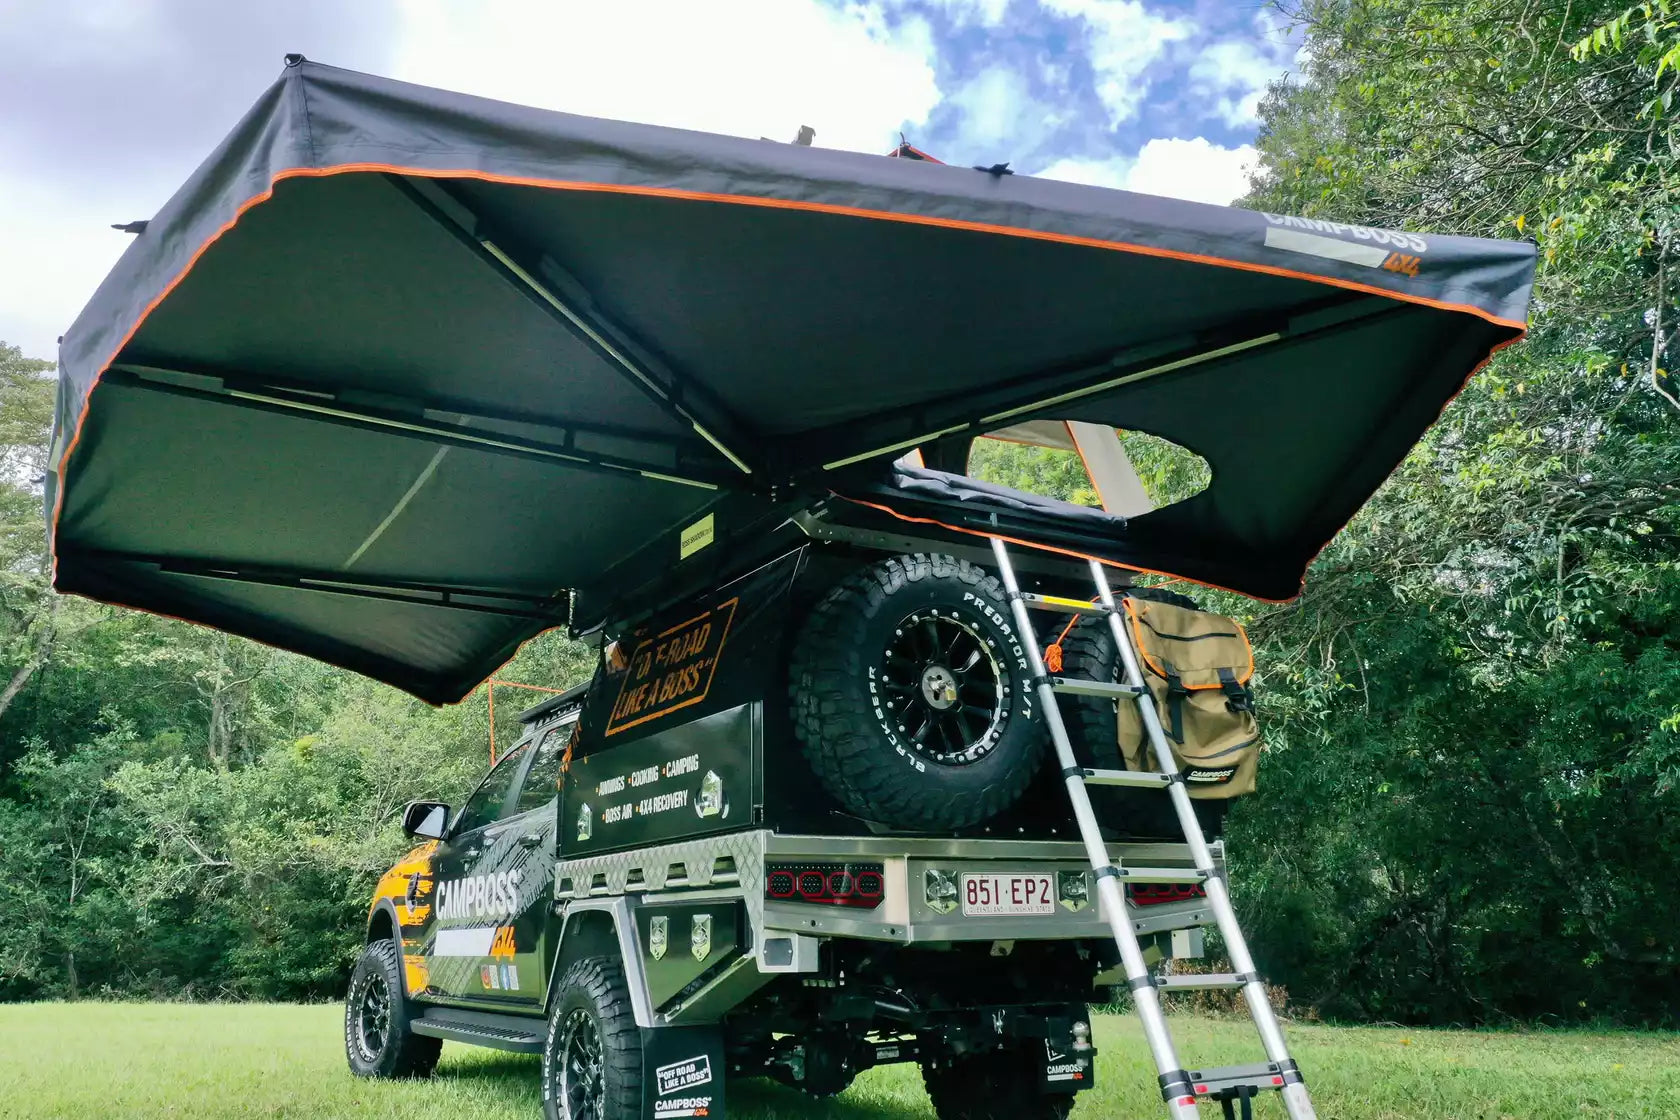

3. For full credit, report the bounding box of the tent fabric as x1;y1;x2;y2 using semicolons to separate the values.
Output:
868;463;1126;531
47;58;1537;704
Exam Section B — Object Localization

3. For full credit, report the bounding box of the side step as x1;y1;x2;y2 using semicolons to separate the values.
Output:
412;1007;547;1054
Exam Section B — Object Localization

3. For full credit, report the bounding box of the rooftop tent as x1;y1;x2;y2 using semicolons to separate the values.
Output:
47;57;1536;704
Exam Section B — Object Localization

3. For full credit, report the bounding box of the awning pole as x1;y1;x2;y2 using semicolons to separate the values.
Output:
384;174;758;478
61;546;572;621
106;365;725;490
791;299;1409;478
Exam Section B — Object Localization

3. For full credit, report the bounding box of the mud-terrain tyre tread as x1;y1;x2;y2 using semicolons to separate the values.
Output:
343;938;441;1079
543;956;642;1120
788;553;1043;829
922;1047;1074;1120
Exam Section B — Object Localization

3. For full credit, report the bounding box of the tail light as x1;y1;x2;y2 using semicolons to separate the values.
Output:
1127;883;1207;908
765;862;885;909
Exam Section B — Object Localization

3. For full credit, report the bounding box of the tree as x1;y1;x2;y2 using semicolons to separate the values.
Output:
0;343;61;724
1225;0;1680;1024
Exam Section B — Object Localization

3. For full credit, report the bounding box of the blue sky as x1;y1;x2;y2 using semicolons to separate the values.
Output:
0;0;1298;359
877;0;1294;183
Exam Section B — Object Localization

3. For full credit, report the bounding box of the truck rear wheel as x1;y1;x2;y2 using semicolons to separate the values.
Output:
543;956;642;1120
343;939;441;1079
789;553;1043;829
922;1047;1074;1120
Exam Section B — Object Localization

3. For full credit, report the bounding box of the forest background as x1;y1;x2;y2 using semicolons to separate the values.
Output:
1;0;1676;1026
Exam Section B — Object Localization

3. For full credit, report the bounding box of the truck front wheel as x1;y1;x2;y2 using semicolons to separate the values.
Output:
543;956;642;1120
922;1047;1074;1120
343;939;441;1079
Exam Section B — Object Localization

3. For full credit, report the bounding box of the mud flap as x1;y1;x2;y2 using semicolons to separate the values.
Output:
642;1025;725;1120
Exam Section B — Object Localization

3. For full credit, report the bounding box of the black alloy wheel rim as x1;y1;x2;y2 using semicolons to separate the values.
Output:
879;609;1005;765
560;1008;606;1120
356;970;391;1061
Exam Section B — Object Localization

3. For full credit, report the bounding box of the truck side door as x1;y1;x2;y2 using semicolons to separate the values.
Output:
426;742;531;1002
494;717;572;1009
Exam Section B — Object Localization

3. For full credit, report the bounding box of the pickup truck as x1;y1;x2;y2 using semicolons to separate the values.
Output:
345;543;1219;1120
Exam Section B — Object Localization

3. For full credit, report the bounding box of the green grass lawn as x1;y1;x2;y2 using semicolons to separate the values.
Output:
0;1003;1675;1119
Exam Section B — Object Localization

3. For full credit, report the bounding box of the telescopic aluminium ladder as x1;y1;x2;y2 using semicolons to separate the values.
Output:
990;537;1316;1120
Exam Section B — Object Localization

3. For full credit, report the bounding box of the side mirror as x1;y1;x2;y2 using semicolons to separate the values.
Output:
401;800;451;840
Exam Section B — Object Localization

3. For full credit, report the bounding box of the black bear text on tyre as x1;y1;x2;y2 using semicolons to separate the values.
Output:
343;939;442;1079
789;553;1043;829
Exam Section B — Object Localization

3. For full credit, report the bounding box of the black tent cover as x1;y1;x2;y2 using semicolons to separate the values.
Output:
48;58;1536;704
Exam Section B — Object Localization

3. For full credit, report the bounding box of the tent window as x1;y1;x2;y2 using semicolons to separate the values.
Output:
1116;430;1211;507
967;438;1102;508
963;422;1209;516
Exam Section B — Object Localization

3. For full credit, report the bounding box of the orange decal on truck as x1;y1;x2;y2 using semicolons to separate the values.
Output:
606;598;738;736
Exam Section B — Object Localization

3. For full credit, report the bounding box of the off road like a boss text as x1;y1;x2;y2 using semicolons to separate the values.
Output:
606;599;739;735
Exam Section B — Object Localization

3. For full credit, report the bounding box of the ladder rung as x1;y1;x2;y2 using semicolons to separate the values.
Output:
1080;768;1175;789
1154;973;1249;991
1184;1061;1289;1098
1049;677;1145;700
1112;866;1209;884
1017;592;1108;615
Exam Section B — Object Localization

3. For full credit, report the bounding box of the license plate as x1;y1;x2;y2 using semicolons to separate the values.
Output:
960;873;1055;916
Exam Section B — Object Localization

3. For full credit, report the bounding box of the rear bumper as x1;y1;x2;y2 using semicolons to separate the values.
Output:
556;829;1217;946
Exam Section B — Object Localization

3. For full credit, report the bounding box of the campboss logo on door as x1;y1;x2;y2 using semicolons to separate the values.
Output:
434;870;522;922
606;598;738;735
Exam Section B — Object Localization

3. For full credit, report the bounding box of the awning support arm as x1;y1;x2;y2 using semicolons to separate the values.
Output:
106;364;729;491
61;547;571;622
803;297;1409;476
383;174;758;478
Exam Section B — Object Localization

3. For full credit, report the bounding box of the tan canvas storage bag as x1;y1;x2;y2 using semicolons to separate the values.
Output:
1115;596;1260;798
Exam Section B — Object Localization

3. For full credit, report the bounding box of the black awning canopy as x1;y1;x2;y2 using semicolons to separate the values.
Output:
48;58;1536;703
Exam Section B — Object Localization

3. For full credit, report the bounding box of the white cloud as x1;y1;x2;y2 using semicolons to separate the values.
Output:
1033;137;1257;205
1037;0;1194;125
947;67;1071;155
1189;39;1288;128
1034;155;1131;190
1122;137;1257;205
948;69;1032;148
390;0;942;155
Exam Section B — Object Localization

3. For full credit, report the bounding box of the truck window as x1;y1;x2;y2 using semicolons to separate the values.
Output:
451;742;531;836
512;721;573;814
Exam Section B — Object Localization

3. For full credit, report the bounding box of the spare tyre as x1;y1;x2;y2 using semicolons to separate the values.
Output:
788;553;1043;829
